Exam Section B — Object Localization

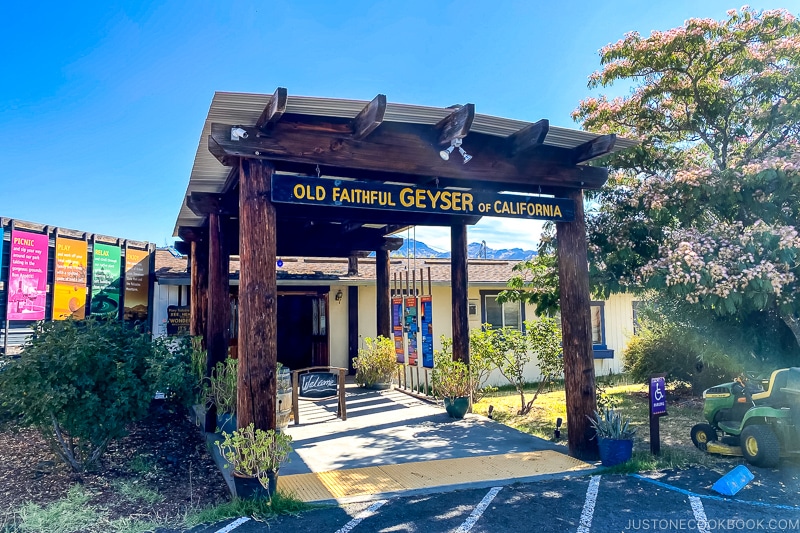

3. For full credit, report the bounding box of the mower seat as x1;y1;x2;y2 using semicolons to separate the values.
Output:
751;369;792;408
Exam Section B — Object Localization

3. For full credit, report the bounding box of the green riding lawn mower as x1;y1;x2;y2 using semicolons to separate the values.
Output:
690;367;800;468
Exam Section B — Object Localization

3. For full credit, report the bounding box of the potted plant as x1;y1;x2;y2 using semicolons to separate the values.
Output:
353;336;396;389
588;409;636;466
432;353;471;419
216;422;293;499
205;358;238;433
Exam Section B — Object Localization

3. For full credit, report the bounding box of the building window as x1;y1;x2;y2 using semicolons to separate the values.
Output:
590;301;606;348
480;291;524;330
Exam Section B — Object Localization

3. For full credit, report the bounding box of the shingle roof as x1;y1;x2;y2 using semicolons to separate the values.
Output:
155;250;518;285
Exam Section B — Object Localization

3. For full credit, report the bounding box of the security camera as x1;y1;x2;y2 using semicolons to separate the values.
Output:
231;127;248;141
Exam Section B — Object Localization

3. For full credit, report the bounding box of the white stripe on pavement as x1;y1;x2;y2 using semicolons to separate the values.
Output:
455;486;503;533
335;499;389;533
214;517;251;533
577;475;601;533
689;496;711;533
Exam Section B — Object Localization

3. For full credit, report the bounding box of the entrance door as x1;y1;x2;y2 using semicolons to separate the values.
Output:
276;291;329;370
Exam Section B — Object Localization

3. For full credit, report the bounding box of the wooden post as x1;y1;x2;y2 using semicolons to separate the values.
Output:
451;224;469;364
238;159;278;431
204;211;231;433
190;240;209;343
348;286;359;375
556;188;599;460
376;248;390;338
292;370;300;426
338;368;347;421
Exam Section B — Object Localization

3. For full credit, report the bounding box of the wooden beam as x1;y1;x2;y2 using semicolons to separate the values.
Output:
178;227;207;243
572;134;616;164
436;104;475;145
256;87;288;131
556;188;599;460
205;211;231;433
238;159;278;431
351;94;386;140
186;192;237;217
450;224;469;364
381;237;403;251
189;240;208;343
506;119;549;156
348;286;359;374
376;248;390;338
209;121;608;190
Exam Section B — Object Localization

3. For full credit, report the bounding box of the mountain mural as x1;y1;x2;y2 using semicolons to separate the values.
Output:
388;239;537;261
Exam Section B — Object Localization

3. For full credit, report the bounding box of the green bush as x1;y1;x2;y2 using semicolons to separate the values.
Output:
353;336;396;387
0;318;188;472
623;321;737;393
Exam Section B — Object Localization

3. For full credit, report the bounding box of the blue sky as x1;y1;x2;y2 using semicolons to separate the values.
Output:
2;1;798;252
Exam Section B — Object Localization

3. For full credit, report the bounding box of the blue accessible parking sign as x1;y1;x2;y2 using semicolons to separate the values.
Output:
650;375;667;416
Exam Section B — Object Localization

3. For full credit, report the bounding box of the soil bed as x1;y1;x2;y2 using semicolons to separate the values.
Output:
0;402;230;527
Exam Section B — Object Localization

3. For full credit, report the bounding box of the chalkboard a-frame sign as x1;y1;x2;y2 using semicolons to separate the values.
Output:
298;371;339;399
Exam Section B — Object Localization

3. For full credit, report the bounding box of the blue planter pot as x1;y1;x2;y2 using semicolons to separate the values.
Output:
444;397;470;419
233;470;278;500
598;437;633;467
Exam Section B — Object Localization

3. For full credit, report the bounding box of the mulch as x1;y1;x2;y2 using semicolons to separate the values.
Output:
0;402;230;525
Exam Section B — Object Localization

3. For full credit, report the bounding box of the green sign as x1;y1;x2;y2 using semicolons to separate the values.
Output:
91;243;121;317
271;175;575;221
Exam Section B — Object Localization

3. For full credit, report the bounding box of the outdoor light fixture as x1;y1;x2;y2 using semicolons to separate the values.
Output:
335;289;343;304
554;417;563;440
439;138;472;164
231;126;248;141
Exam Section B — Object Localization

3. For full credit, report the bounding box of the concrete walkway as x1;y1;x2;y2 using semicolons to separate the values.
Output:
277;385;591;503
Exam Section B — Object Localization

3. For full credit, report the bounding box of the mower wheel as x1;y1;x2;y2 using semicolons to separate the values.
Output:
741;425;781;468
691;423;717;451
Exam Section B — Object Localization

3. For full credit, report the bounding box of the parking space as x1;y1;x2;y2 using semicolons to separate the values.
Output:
189;469;800;533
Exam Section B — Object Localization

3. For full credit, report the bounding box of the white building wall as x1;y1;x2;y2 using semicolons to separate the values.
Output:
328;284;349;370
152;283;186;337
594;292;636;378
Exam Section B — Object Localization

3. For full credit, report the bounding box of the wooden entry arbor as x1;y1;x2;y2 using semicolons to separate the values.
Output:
174;89;634;459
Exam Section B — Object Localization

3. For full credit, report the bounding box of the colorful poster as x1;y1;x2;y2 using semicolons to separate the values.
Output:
124;248;150;323
7;230;48;320
392;297;405;363
91;243;121;317
405;296;418;366
53;237;88;320
421;295;434;368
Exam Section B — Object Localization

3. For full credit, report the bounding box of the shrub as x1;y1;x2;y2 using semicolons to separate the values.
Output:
353;336;396;387
624;320;736;393
431;348;471;399
0;318;167;471
146;335;205;409
204;357;238;416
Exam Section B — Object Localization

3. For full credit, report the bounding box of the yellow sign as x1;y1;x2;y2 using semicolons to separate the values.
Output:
53;237;88;320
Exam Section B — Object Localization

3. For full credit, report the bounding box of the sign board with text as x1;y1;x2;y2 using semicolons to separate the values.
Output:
298;371;339;399
650;375;667;417
272;175;575;222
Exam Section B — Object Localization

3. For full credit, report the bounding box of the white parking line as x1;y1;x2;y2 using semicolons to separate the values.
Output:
214;517;250;533
335;499;388;533
689;496;711;533
454;486;503;533
577;475;601;533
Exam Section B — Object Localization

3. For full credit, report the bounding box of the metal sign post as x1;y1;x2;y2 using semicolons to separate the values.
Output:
649;374;668;455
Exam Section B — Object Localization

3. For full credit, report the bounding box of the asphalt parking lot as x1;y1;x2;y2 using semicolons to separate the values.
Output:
188;460;800;533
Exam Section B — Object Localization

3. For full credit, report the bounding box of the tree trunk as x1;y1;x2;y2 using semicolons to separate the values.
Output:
556;189;599;460
781;314;800;350
451;225;469;364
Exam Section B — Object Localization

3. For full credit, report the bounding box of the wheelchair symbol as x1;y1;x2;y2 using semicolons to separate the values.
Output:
653;381;664;401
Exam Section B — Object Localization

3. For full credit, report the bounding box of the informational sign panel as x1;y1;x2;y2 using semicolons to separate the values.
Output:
7;230;48;321
272;175;575;222
405;296;418;366
298;372;338;399
166;305;190;336
91;243;121;317
53;237;88;320
420;295;434;368
650;375;668;416
124;248;150;323
392;297;405;363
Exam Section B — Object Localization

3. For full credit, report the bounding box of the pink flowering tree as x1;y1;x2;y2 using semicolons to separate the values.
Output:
572;8;800;351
